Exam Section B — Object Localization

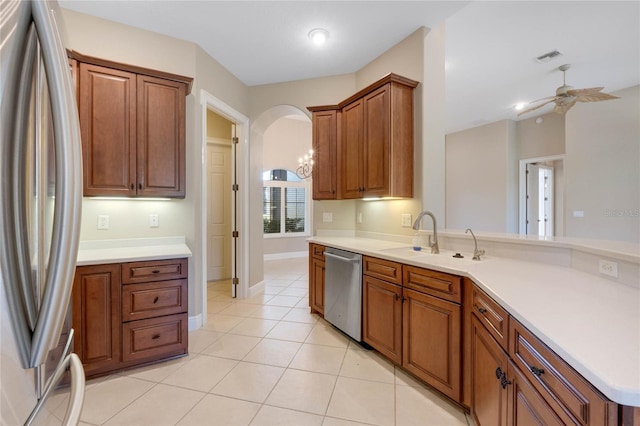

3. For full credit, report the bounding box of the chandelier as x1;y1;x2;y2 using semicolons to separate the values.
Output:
296;149;314;179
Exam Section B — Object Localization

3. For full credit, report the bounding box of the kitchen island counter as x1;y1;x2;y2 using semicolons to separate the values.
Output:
308;235;640;408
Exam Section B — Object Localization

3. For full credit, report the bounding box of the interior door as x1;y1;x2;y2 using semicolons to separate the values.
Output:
207;141;232;281
526;164;554;237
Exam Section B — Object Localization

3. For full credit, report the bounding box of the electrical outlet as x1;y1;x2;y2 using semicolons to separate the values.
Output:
401;213;412;227
149;214;159;228
599;259;618;278
322;212;333;223
97;215;109;230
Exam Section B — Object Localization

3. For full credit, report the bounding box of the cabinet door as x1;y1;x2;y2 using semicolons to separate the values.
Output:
340;99;364;199
72;264;121;376
508;360;564;426
403;288;461;401
362;276;402;364
362;84;390;196
470;315;509;426
309;257;325;315
79;63;136;196
311;110;337;200
137;75;186;197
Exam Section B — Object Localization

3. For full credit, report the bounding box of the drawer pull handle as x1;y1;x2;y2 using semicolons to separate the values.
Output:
153;296;159;304
477;307;487;314
152;270;161;274
495;367;511;389
530;366;545;377
152;334;160;340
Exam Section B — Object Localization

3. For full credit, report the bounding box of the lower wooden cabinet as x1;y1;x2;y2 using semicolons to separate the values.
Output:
73;258;188;377
309;244;325;315
362;275;402;364
72;264;121;377
470;314;509;426
403;287;461;401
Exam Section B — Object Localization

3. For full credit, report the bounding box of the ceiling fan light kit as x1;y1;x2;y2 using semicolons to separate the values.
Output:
518;63;620;116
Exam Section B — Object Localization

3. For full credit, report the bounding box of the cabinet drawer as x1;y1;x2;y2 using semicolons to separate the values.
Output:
472;285;509;351
122;279;187;322
403;265;461;304
363;256;402;285
509;319;616;426
310;243;325;260
122;258;187;284
122;313;188;362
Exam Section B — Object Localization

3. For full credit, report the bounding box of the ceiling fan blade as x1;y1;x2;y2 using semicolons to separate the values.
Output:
566;87;604;96
576;92;620;102
554;98;578;114
517;98;559;116
527;94;559;104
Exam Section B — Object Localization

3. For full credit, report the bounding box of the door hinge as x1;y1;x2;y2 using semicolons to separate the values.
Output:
232;184;239;191
232;277;239;285
232;231;239;238
232;137;239;144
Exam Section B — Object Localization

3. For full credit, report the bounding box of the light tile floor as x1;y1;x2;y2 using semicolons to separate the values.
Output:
78;257;471;426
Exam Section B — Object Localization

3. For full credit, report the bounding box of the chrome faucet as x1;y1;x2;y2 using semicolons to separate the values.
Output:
465;228;485;260
412;211;439;254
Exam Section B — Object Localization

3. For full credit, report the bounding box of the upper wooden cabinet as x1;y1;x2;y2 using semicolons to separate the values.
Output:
308;73;418;200
310;110;338;200
70;51;192;198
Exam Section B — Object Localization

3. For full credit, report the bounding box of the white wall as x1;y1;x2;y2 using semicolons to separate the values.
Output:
565;85;640;242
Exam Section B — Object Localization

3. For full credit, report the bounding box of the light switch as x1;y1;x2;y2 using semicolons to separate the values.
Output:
322;212;333;223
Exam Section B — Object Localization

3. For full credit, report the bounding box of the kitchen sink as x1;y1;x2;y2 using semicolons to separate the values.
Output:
379;246;439;257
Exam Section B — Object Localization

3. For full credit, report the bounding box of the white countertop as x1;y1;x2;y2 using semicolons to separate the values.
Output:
309;236;640;407
76;236;192;266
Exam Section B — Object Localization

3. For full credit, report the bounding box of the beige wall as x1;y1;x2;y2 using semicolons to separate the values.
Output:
262;117;312;255
207;111;233;139
517;112;565;160
564;85;640;242
446;120;518;232
61;9;250;319
354;27;433;238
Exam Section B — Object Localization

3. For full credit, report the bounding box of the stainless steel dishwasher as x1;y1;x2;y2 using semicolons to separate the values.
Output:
323;247;363;342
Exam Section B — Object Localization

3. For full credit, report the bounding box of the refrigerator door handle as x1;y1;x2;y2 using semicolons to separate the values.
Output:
24;352;86;426
29;1;83;367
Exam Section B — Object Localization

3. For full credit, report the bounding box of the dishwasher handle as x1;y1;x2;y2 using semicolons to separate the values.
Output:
324;251;361;263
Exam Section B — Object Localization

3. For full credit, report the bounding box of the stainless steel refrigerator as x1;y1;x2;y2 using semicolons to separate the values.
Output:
1;0;85;424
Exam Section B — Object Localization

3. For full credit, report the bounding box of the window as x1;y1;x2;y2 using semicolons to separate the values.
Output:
263;169;309;237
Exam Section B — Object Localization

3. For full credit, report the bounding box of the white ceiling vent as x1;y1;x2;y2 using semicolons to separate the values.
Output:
535;50;563;63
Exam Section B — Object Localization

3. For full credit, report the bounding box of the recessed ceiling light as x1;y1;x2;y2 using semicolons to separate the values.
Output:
308;28;329;46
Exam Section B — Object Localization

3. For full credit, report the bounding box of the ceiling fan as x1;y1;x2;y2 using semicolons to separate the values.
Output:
518;64;619;116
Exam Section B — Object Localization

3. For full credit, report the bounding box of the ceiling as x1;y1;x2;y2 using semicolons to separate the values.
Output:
59;1;640;134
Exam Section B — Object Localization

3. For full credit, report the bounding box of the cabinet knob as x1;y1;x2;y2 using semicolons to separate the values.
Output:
130;183;134;190
139;183;142;190
152;334;160;340
477;307;487;314
152;270;161;274
153;296;159;304
530;366;545;377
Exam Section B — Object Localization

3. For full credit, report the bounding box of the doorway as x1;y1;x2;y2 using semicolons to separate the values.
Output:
206;111;233;282
519;155;565;237
201;91;249;324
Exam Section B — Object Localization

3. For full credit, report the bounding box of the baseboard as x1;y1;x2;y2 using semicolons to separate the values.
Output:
189;313;202;331
263;251;308;261
248;280;265;298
